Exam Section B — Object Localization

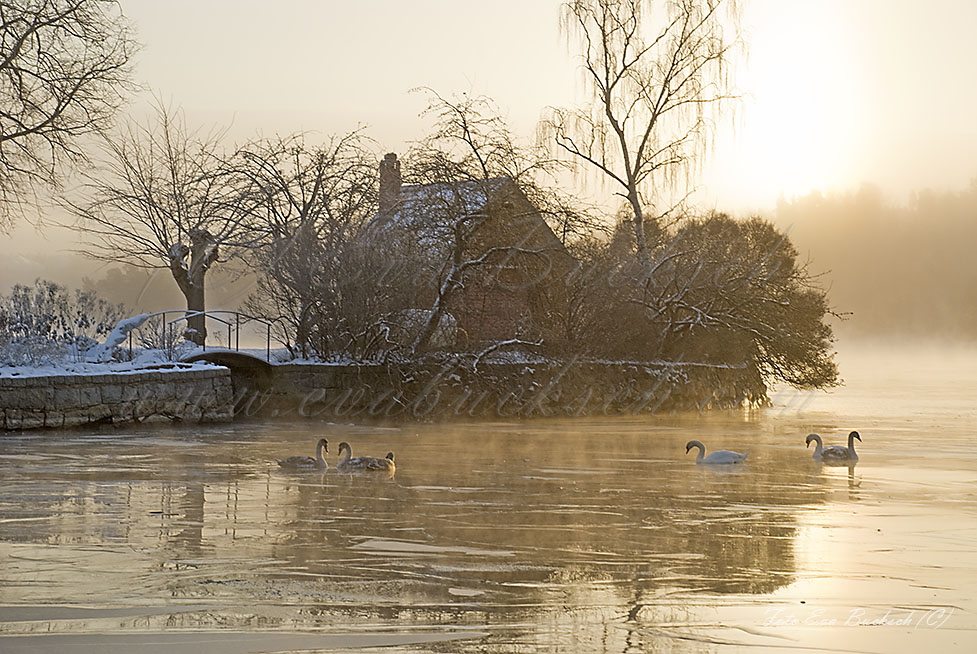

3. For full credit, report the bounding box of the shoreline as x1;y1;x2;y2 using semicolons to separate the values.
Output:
2;356;764;430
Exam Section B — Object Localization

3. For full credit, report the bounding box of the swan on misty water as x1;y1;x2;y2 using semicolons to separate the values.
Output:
276;438;329;470
336;441;396;474
806;431;861;463
685;440;749;465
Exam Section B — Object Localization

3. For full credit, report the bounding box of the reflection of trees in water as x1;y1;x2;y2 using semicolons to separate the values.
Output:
244;426;828;653
651;467;805;595
0;422;837;649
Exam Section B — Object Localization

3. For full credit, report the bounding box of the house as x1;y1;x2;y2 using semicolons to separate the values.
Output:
369;153;574;347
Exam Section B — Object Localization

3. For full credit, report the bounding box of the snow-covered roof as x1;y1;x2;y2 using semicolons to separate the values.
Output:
371;176;509;232
366;176;565;260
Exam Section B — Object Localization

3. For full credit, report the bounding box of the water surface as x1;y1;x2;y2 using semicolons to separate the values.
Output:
1;343;975;652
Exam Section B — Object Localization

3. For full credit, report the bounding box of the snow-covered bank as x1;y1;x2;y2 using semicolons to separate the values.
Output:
0;359;222;379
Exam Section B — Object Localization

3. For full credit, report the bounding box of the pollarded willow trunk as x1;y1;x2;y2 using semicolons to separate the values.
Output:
168;229;219;347
184;280;207;347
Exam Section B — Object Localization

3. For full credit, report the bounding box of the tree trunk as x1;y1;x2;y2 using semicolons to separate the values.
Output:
411;270;458;356
168;229;219;347
184;280;207;347
629;189;650;263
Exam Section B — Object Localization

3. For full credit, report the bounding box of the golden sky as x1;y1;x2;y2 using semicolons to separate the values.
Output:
3;0;977;283
124;0;977;211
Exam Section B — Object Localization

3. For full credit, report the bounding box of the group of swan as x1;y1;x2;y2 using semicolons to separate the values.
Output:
686;430;862;465
276;439;396;474
277;431;860;473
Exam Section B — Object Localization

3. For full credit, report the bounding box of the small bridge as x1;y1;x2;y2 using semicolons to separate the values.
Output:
181;349;273;371
113;309;282;413
170;310;277;402
183;349;275;403
119;310;280;406
175;310;275;362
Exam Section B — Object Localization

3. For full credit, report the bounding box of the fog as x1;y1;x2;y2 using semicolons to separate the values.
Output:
2;0;976;346
2;178;973;347
0;219;257;318
771;182;977;342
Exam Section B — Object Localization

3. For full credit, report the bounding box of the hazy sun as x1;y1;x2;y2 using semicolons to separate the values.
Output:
703;0;867;209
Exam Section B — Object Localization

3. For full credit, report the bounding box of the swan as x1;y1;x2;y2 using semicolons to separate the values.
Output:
336;441;396;474
276;438;329;470
685;440;749;464
806;431;860;463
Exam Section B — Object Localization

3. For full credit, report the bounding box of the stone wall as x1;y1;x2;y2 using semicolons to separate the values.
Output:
1;358;764;430
1;366;234;430
235;358;766;421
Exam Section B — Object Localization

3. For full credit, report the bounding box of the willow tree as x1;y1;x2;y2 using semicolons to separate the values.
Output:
544;1;840;392
545;0;741;261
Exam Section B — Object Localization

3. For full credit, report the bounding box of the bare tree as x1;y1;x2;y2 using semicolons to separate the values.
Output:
238;132;380;359
65;101;260;346
545;0;741;261
0;0;137;229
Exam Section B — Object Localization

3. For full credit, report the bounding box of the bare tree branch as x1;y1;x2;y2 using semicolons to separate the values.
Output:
238;131;381;360
0;0;138;229
62;99;260;345
543;0;741;260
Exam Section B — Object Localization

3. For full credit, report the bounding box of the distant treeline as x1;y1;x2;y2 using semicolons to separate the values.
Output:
773;182;977;341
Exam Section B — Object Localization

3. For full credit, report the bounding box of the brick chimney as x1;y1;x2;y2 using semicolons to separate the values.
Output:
379;152;401;215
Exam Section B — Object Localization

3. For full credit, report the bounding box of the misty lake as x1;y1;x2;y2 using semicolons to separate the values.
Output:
1;343;975;653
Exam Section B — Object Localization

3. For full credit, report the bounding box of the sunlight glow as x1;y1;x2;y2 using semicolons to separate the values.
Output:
699;0;867;210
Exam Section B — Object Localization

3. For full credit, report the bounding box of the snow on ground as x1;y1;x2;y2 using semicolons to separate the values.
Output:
0;349;224;378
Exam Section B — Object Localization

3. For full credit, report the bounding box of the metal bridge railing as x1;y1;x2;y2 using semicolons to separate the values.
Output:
127;310;275;362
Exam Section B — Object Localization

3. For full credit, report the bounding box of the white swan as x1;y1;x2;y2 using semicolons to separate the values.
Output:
336;441;396;474
276;438;328;470
685;440;749;464
806;431;860;463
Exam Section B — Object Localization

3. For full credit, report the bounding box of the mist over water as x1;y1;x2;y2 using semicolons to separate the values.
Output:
1;340;975;652
2;2;975;647
772;183;977;342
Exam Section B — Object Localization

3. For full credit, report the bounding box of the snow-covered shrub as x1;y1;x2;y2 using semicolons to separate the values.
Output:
0;279;127;366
